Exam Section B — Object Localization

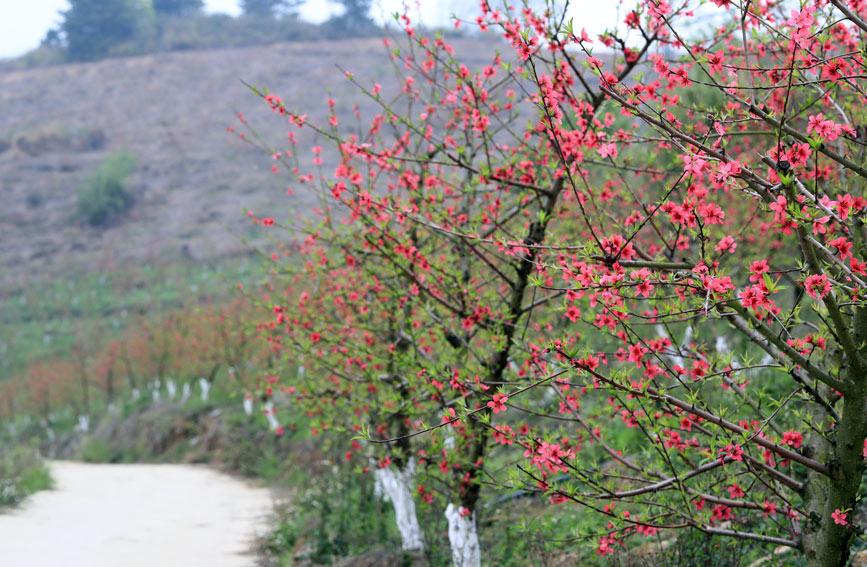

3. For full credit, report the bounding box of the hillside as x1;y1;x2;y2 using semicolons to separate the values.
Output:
0;36;495;375
0;36;494;292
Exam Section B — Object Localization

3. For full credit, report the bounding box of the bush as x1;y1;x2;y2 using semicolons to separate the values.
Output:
76;151;136;227
261;467;405;565
0;444;52;508
80;438;115;463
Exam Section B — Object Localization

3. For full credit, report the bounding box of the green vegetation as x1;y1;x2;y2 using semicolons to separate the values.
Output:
0;444;52;509
240;0;300;17
262;470;408;566
73;390;298;473
326;0;377;35
152;0;203;16
62;0;151;62
79;438;115;464
258;465;782;566
76;151;136;227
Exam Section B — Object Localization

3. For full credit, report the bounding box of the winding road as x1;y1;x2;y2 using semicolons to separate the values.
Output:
0;461;274;567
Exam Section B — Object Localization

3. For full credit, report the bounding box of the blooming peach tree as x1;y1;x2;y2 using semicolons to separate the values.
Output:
251;1;867;565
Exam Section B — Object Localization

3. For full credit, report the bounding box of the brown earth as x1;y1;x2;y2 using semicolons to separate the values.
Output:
0;37;495;292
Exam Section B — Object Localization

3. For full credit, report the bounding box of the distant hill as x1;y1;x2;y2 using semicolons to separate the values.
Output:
0;37;495;293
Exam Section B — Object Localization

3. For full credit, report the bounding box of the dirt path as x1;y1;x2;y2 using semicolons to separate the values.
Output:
0;461;274;567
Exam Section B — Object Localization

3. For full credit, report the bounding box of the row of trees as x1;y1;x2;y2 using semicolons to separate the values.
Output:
0;298;262;424
49;0;374;61
248;0;867;565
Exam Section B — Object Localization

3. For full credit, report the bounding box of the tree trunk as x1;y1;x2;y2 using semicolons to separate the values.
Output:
120;341;138;392
445;503;480;567
106;367;115;403
804;307;867;566
375;459;424;551
75;350;90;414
804;388;865;566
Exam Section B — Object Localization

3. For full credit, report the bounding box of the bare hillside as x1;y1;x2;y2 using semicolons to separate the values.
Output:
0;37;493;292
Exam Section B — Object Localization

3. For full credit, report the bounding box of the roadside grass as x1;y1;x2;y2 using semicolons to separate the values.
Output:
254;379;792;567
262;468;406;566
258;463;775;567
0;444;52;509
62;376;305;481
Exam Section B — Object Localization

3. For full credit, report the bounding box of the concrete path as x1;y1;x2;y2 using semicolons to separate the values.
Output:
0;461;273;567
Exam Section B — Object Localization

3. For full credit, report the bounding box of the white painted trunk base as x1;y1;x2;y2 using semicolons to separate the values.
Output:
198;378;211;402
657;324;692;369
374;460;424;551
445;503;480;567
263;401;279;431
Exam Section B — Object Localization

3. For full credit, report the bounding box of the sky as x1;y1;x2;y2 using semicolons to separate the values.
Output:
0;0;621;59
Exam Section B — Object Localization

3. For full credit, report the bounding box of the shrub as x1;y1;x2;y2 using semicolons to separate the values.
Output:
80;438;115;463
261;467;404;565
76;151;136;227
0;444;52;508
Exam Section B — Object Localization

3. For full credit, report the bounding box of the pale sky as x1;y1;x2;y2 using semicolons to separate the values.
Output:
0;0;622;59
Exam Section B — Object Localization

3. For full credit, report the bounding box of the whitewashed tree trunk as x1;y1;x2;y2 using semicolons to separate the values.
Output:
444;433;456;449
263;401;279;431
243;396;253;416
166;379;177;399
374;459;424;551
131;388;140;401
373;469;384;499
180;383;191;404
657;324;692;368
198;378;210;402
76;415;89;433
445;503;480;567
